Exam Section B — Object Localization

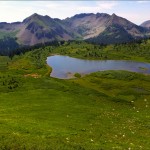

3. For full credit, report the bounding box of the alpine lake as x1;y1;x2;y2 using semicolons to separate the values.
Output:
47;55;150;79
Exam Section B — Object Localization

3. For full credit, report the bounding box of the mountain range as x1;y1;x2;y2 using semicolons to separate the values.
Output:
0;13;150;54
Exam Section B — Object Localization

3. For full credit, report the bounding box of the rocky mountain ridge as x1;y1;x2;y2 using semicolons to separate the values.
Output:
0;13;149;47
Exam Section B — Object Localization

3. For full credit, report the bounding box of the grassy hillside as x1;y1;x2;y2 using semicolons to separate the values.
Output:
52;40;150;63
0;31;18;39
0;42;150;149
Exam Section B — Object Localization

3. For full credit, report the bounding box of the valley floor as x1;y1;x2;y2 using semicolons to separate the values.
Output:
0;42;150;149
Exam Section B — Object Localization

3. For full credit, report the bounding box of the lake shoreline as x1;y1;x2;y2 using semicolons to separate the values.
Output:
47;55;150;79
48;53;150;64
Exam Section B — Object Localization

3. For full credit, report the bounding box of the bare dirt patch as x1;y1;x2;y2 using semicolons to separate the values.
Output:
24;73;41;78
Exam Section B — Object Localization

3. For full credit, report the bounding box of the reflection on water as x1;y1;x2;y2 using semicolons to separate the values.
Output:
47;55;150;79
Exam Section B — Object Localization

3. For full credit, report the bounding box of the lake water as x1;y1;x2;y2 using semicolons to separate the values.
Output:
47;55;150;79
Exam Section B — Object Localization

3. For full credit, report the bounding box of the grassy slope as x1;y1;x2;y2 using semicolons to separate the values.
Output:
0;43;150;149
0;30;18;39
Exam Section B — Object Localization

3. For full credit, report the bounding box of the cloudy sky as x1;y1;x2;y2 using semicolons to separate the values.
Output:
0;1;150;25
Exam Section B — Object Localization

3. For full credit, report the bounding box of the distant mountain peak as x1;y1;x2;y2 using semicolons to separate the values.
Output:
28;13;42;19
23;13;45;24
71;13;94;19
110;13;119;21
96;13;110;17
111;13;117;17
33;13;39;15
30;13;39;17
106;13;120;26
141;20;150;28
107;13;133;27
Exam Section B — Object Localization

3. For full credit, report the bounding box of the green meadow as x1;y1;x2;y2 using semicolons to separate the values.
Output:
0;41;150;149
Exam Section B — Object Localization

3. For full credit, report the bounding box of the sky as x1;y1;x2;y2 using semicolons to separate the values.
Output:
0;1;150;25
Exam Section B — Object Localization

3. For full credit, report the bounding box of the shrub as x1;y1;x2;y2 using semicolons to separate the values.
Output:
74;73;81;78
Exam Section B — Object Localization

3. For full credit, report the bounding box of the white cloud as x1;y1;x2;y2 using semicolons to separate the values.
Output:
75;1;118;14
137;1;149;3
0;1;119;23
97;1;118;9
54;1;118;18
0;1;149;25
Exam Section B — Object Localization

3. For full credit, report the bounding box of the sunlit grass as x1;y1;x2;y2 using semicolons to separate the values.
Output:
0;43;150;149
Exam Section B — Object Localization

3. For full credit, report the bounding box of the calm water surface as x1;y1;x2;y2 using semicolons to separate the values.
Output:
47;55;150;79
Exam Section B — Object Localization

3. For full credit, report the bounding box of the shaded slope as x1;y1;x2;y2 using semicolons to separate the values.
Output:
86;13;149;44
87;24;134;44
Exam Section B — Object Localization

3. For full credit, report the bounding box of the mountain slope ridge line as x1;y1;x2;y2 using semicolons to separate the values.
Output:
0;12;150;49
